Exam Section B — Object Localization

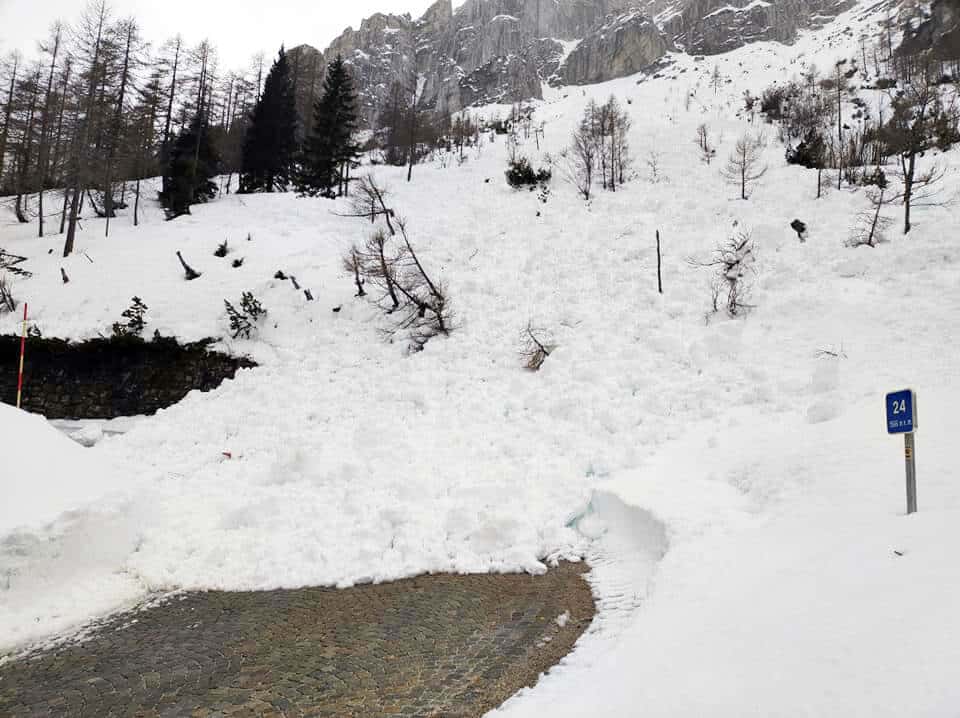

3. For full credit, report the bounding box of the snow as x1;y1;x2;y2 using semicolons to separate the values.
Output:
2;0;960;714
0;404;146;650
0;404;130;536
554;39;583;68
703;0;773;21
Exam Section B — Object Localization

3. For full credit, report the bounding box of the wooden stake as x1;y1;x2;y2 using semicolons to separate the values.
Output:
656;230;663;295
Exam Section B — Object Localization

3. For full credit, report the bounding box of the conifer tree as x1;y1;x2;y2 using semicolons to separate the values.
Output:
239;47;297;193
159;111;220;219
297;54;359;198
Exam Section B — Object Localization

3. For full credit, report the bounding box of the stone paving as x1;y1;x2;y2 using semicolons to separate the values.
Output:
0;562;594;717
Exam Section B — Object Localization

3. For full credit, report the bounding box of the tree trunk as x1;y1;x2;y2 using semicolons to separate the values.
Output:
65;2;108;257
13;68;42;224
49;62;72;194
60;188;70;234
37;26;62;238
407;91;417;183
0;54;18;184
162;37;181;157
903;153;914;234
63;184;81;257
105;23;135;237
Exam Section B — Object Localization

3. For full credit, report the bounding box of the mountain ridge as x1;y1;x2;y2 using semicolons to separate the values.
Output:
294;0;857;126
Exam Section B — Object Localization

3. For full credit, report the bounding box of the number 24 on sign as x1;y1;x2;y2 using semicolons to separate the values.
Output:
886;390;916;434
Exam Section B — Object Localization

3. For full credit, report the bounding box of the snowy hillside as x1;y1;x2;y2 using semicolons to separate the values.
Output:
2;1;960;714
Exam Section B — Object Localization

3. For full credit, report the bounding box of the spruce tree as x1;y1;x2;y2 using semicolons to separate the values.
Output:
159;112;220;219
239;48;297;193
298;55;360;198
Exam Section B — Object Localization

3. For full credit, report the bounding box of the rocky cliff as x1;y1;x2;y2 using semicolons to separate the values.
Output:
298;0;862;127
661;0;856;54
898;0;960;61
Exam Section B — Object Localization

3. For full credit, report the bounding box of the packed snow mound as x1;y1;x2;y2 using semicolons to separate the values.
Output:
0;404;127;536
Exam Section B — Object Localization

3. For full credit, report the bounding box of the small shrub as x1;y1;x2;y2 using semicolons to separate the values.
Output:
760;84;791;120
505;157;552;188
224;292;267;339
0;274;16;314
241;292;266;321
934;110;960;151
112;297;149;338
848;189;892;248
520;322;554;371
690;229;756;317
786;131;826;168
214;240;228;258
860;167;888;188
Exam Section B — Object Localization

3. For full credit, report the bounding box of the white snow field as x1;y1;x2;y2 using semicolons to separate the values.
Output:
2;1;960;713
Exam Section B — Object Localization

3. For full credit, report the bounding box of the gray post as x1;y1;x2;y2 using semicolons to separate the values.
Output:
904;432;917;514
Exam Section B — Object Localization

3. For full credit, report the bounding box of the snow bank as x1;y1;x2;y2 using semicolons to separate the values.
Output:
495;389;960;718
0;404;127;535
0;404;147;651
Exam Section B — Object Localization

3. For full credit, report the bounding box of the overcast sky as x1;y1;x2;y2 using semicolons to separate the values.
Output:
0;0;445;67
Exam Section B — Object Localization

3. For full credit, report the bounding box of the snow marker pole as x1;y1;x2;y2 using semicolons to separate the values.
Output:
904;432;917;515
16;303;27;409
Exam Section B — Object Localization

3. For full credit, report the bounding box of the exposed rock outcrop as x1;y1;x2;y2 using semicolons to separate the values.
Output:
561;11;672;84
302;0;867;126
663;0;857;55
898;0;960;61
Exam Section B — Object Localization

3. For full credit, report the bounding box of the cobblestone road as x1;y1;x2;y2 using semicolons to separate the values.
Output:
0;562;594;717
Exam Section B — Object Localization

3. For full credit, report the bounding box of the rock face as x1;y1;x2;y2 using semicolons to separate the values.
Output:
286;45;326;143
662;0;857;55
898;0;960;61
561;11;672;85
307;0;863;126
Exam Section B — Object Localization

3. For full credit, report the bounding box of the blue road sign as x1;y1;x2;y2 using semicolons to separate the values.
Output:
886;389;917;434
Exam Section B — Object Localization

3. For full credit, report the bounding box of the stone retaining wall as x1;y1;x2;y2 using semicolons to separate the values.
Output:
0;335;255;419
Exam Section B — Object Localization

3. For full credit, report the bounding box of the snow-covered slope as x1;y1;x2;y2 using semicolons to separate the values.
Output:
2;1;959;713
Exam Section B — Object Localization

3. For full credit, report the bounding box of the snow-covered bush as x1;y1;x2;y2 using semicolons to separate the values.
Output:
691;229;757;317
224;292;267;339
342;176;452;351
505;157;551;189
848;189;892;248
695;123;718;165
520;322;554;371
112;297;149;338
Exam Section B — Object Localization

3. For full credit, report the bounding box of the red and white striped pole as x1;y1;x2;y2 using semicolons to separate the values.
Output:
16;303;27;409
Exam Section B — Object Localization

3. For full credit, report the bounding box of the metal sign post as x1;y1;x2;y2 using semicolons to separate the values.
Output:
885;389;918;514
